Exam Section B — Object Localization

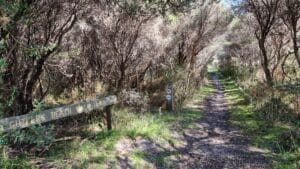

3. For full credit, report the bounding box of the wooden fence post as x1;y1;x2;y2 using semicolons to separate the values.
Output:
105;105;112;130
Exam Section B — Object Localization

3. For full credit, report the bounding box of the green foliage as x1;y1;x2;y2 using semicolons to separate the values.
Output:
4;124;55;148
0;58;6;118
275;83;300;94
0;30;16;118
0;58;5;84
219;64;237;78
6;87;16;108
0;0;29;18
44;108;202;168
164;66;201;109
277;130;300;153
0;40;6;53
113;109;173;142
3;101;55;148
25;46;40;59
166;13;179;23
132;149;179;168
1;138;30;168
31;99;46;113
193;75;216;102
255;97;297;125
164;66;181;83
0;156;34;169
173;67;192;108
25;43;57;60
0;59;5;148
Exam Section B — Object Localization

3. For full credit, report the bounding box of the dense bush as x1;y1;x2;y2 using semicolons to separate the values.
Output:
3;101;55;148
0;58;6;118
219;64;237;78
119;90;150;112
278;130;300;152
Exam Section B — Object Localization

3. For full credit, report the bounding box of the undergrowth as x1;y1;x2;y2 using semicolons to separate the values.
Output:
41;108;202;168
0;156;33;169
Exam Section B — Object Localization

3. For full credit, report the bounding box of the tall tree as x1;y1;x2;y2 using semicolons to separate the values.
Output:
242;0;281;86
281;0;300;68
1;0;83;115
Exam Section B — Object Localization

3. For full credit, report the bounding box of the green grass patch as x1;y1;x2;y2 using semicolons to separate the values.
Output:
191;74;216;103
219;75;300;169
131;149;179;169
4;76;214;168
0;151;33;169
40;106;203;168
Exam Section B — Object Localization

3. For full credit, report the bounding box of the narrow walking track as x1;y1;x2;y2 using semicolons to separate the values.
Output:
117;75;272;169
174;75;272;169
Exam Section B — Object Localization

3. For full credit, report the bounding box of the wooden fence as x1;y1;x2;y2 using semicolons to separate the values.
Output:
0;95;117;132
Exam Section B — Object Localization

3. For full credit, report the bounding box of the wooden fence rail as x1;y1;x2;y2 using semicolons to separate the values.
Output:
0;95;117;132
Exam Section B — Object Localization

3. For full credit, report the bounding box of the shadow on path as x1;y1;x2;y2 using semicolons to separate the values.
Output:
117;75;272;169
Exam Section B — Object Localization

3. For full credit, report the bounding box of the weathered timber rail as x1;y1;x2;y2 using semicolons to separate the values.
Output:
0;95;117;132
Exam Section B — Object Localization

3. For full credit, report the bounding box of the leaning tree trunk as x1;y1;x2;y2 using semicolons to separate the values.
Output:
292;24;300;68
16;51;53;115
117;62;126;93
259;40;274;87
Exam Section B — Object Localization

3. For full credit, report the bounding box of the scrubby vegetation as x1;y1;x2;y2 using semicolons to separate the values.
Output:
0;86;212;168
0;0;299;168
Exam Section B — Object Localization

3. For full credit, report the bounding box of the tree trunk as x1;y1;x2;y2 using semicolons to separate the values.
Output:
177;42;186;66
117;62;126;92
259;40;274;87
292;24;300;67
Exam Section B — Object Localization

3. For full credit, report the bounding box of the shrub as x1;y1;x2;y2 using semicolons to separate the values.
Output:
119;90;150;112
3;101;55;148
0;156;33;169
219;64;237;78
4;124;55;148
277;130;300;152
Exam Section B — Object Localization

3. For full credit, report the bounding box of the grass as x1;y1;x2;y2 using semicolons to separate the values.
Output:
193;82;215;102
47;109;201;168
0;73;213;168
218;73;300;169
0;155;33;169
35;96;207;168
0;107;203;169
41;79;215;168
131;149;180;169
0;143;33;169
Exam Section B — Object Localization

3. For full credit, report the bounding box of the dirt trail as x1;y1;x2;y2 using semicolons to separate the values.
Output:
116;75;271;169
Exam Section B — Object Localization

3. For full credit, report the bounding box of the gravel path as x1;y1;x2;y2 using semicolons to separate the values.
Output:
116;75;272;169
